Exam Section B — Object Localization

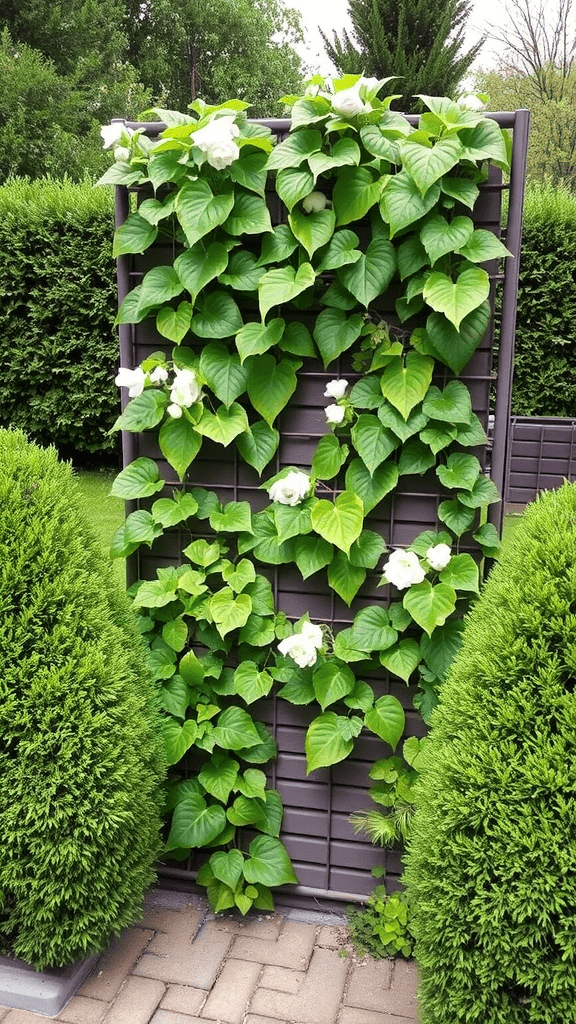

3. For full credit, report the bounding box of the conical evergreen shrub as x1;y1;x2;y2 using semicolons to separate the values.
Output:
0;430;164;970
404;482;576;1024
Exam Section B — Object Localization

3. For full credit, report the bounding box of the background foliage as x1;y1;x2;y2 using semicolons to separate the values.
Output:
511;179;576;417
0;177;120;465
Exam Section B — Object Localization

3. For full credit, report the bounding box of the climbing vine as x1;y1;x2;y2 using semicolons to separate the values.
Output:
101;74;510;915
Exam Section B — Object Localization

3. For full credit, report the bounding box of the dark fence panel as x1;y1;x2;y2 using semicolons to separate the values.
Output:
114;111;529;905
505;416;576;506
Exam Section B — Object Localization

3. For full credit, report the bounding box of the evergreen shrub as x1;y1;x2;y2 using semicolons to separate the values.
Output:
404;481;576;1023
0;430;165;970
0;178;119;466
512;180;576;417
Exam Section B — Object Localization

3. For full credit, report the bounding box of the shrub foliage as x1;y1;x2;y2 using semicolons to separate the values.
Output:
0;178;119;465
0;430;164;970
512;180;576;417
404;481;576;1023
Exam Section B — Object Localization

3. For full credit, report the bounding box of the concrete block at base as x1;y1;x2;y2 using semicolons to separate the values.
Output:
0;953;99;1018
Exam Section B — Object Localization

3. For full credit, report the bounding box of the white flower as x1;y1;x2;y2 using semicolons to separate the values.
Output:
302;191;327;213
192;115;240;169
324;379;348;400
149;365;169;384
426;543;452;571
100;122;133;150
268;470;311;506
170;367;202;408
115;366;145;397
113;145;131;162
331;86;368;118
167;403;183;419
325;404;345;426
278;621;324;668
382;549;426;590
457;93;486;111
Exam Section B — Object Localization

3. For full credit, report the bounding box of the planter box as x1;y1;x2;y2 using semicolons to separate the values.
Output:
0;951;99;1017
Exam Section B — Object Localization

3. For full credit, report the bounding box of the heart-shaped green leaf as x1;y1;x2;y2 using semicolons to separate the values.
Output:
289;207;336;258
351;415;399;474
198;753;239;802
243;835;298;885
199;342;249;407
165;794;226;850
191;291;243;338
159;416;202;480
305;712;356;773
311;491;364;554
327;551;366;605
364;695;405;750
439;553;479;593
212;705;261;748
333;166;382;225
313;662;356;711
111;457;165;499
313;308;364;367
381;351;434;420
345;459;398;514
437;453;482;491
174;241;229;302
423;267;490;330
235;318;284;363
236;420;279;473
426;301;491;375
176;179;234;247
276;167;315;210
196;403;249;446
403;580;457;637
113;212;158;257
246;355;299;425
420;215;474;265
400;136;463;195
379;640;422;682
380;172;441;238
338;237;396;307
209;590;252;638
422;381;473;424
258;262;315;320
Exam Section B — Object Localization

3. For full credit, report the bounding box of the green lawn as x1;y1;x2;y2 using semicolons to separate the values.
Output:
74;469;125;589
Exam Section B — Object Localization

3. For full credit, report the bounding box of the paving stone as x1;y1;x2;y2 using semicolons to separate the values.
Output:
145;909;203;957
160;986;206;1015
228;917;283;941
259;965;304;994
344;958;394;1010
385;960;418;1019
2;1013;54;1023
57;995;108;1022
200;959;261;1023
229;920;316;970
151;1012;204;1024
244;1016;285;1024
103;976;165;1024
339;1009;417;1024
249;947;348;1024
316;926;347;950
79;929;154;1000
134;922;233;988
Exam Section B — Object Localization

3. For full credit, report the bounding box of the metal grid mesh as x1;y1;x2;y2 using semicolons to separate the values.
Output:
114;111;529;903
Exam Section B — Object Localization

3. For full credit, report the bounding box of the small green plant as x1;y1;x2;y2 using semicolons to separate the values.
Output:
347;877;414;959
0;430;165;970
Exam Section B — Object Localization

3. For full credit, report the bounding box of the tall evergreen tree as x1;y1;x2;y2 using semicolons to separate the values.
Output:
321;0;484;112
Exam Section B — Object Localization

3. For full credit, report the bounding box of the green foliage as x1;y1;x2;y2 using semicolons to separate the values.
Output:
124;0;304;117
321;0;483;112
347;884;414;959
0;177;119;464
0;430;164;970
404;481;576;1023
510;179;576;416
0;29;153;181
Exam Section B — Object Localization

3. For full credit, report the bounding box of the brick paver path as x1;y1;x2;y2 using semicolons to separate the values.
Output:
0;890;418;1024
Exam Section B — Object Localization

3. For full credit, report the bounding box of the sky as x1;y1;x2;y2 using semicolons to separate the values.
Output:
286;0;511;78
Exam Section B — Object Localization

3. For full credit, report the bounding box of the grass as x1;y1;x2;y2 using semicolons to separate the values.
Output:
74;469;125;589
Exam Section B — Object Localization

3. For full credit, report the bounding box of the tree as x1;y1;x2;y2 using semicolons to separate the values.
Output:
475;0;576;185
321;0;484;112
124;0;304;117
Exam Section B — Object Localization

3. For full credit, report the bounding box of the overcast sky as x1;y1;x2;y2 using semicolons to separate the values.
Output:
286;0;511;78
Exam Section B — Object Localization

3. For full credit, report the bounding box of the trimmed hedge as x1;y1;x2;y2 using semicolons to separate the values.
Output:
0;430;164;970
0;178;119;466
404;481;576;1023
512;180;576;417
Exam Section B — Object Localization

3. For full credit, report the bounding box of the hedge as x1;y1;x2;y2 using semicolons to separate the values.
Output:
511;179;576;417
404;481;576;1024
0;430;165;969
0;177;119;466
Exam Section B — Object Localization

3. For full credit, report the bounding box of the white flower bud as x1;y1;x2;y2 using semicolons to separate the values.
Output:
382;549;426;590
170;368;202;408
268;470;311;506
113;146;131;162
115;366;145;397
457;93;486;111
302;191;327;214
324;379;348;400
278;621;323;668
325;404;345;425
426;543;452;570
331;87;367;118
167;403;183;419
149;365;169;384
